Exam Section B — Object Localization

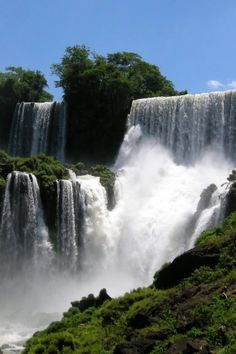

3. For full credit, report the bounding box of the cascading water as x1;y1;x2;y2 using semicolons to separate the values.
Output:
0;171;52;276
76;175;115;273
111;131;233;284
0;172;54;352
56;179;79;272
0;90;236;351
8;102;66;161
55;173;114;274
129;90;236;163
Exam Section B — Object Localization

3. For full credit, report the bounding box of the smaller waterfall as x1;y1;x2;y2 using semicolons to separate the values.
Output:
77;175;114;272
188;181;232;248
56;180;80;272
56;173;114;273
8;102;66;161
0;172;52;276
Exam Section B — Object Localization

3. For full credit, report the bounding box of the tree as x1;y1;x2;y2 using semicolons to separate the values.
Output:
52;46;186;163
0;66;53;104
0;67;53;150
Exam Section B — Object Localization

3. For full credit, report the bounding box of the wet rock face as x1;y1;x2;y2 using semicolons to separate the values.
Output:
153;245;220;289
225;181;236;217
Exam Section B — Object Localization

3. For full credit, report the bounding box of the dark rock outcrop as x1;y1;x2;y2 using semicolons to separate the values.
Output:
128;311;151;329
71;288;111;312
166;338;212;354
113;339;156;354
154;246;220;289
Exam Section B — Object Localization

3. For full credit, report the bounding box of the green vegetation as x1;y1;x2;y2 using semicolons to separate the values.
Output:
52;46;186;163
23;212;236;354
0;151;67;188
0;66;53;103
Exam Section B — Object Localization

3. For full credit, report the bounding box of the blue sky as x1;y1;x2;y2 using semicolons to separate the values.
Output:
0;0;236;100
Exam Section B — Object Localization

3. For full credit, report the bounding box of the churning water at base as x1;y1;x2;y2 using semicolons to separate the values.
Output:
110;128;233;283
1;91;236;350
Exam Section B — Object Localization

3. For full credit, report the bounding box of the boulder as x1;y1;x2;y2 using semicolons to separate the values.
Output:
166;338;212;354
128;311;151;329
154;246;219;289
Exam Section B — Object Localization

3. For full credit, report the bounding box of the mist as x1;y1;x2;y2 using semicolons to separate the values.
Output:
0;124;233;349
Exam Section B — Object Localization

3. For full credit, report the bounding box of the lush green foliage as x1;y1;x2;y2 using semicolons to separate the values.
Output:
0;151;67;188
0;67;53;150
24;213;236;354
0;66;53;103
52;46;186;163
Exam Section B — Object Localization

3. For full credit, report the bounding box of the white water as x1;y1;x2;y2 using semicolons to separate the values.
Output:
76;175;115;272
129;90;236;163
109;128;233;283
0;172;52;275
8;102;66;161
0;172;54;352
56;179;78;271
1;91;236;350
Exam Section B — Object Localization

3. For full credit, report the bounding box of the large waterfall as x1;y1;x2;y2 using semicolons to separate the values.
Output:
129;90;236;163
8;102;66;161
0;91;236;350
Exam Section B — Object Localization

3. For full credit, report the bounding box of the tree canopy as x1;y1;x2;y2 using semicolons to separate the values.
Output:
52;46;185;102
0;66;53;105
52;45;186;163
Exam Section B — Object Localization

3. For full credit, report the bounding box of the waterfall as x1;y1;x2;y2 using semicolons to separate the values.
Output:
8;102;66;161
0;172;52;276
56;179;79;272
129;90;236;163
55;174;113;273
1;91;235;288
187;181;232;248
111;131;233;284
76;175;114;272
1;90;236;350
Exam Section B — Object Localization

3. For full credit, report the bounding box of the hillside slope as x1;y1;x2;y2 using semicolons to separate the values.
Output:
24;213;236;354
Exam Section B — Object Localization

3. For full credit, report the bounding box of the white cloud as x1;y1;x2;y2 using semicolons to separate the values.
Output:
227;81;236;89
206;79;236;91
207;80;224;90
